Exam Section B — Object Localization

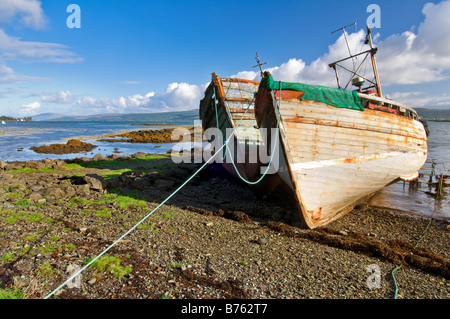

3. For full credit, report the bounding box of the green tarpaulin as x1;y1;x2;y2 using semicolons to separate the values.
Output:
260;75;364;111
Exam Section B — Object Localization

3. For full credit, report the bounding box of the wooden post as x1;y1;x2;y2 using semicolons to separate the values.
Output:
438;173;444;199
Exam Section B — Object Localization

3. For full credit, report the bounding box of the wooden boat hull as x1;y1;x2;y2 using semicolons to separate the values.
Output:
199;74;283;196
255;86;428;228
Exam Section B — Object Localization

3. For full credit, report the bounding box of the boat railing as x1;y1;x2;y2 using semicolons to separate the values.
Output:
358;92;419;120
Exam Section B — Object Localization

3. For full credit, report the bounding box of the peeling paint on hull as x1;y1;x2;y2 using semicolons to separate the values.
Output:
255;87;428;229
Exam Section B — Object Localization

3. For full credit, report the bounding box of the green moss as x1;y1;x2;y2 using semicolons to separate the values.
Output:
49;236;61;242
84;255;132;279
63;243;76;250
24;234;40;241
70;197;94;206
0;253;16;263
3;192;22;200
162;211;176;219
14;199;31;207
0;287;26;299
39;244;58;254
95;208;111;218
26;213;45;223
4;211;28;224
137;223;158;232
37;262;59;277
170;263;184;269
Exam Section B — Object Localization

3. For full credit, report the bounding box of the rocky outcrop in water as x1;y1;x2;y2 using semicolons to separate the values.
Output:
30;139;97;154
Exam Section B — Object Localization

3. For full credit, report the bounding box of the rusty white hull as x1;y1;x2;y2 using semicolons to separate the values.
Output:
255;87;428;228
199;74;282;195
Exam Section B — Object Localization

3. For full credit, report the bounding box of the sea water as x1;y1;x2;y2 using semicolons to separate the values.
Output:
0;121;177;162
369;121;450;221
0;120;449;221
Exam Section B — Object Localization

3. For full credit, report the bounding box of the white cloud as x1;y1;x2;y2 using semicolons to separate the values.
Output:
0;0;46;30
20;101;40;115
387;91;450;109
41;90;74;104
121;81;141;85
0;29;82;63
0;1;81;66
376;0;450;85
229;0;450;89
229;30;369;87
72;82;203;114
154;82;202;110
230;70;259;81
0;63;50;84
74;92;156;113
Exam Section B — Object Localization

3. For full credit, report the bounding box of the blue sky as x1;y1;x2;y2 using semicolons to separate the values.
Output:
0;0;449;117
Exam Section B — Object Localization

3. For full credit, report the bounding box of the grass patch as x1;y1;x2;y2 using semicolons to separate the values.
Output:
37;262;59;277
72;154;171;170
170;263;184;269
70;197;95;206
4;211;28;224
27;213;46;223
0;253;16;263
0;287;26;299
62;163;85;170
0;209;12;217
39;244;58;255
136;222;159;232
3;192;22;199
70;193;147;210
102;193;147;210
3;211;47;224
24;234;40;241
84;255;132;279
14;199;31;207
161;211;177;219
49;236;61;242
6;167;54;174
95;208;111;218
63;243;76;250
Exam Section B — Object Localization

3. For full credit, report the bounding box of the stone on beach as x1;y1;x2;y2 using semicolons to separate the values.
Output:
83;174;108;192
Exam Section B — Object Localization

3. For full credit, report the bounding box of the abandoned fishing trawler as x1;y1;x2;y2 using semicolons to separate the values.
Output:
199;70;284;196
254;26;428;229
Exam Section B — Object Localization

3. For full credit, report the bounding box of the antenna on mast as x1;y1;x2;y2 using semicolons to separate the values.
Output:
253;52;267;78
331;21;357;71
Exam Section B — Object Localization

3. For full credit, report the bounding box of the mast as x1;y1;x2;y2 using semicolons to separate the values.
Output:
253;52;267;78
328;24;383;97
365;26;382;97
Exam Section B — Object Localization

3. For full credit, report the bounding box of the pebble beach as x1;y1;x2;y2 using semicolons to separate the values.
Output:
0;147;448;301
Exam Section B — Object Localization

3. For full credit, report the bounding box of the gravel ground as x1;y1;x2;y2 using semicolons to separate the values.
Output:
0;154;448;301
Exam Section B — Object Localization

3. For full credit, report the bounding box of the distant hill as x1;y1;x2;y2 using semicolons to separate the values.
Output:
416;108;450;121
31;113;66;121
32;110;199;125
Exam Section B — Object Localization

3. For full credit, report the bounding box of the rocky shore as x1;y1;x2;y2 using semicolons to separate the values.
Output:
0;152;448;300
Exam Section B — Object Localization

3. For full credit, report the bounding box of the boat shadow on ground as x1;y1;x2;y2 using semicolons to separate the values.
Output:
61;152;298;224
